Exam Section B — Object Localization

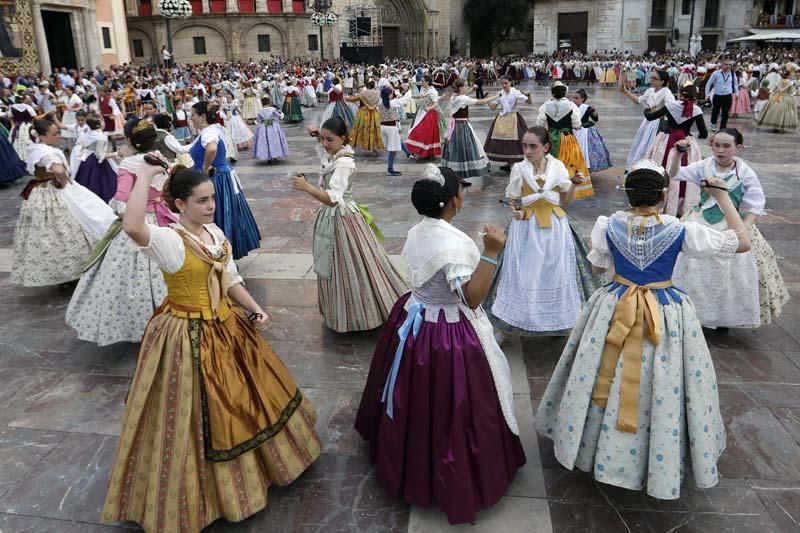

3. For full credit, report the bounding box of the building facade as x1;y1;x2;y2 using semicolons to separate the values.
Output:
126;0;461;64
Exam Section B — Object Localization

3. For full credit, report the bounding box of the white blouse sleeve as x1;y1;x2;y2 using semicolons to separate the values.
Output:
535;102;547;127
570;102;582;129
325;166;353;204
587;216;613;268
199;127;220;148
138;225;186;273
681;222;739;259
739;168;767;216
164;134;190;154
674;160;704;184
506;163;523;198
552;161;573;192
442;262;475;291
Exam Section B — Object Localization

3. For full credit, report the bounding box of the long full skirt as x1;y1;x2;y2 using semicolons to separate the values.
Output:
242;96;260;121
314;209;407;332
406;108;443;159
66;220;168;346
483;112;527;164
282;95;304;123
355;293;526;524
441;120;490;178
0;133;26;184
757;95;798;131
75;154;118;203
101;306;321;532
535;288;726;499
11;184;93;286
252;122;290;160
320;100;356;130
11;122;31;161
586;127;613;172
648;134;702;216
553;133;593;199
730;89;751;115
626;119;660;169
228;115;254;147
211;168;261;260
673;224;788;327
351;108;384;152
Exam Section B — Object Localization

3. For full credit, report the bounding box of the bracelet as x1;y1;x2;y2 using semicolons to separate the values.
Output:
676;145;688;153
480;255;499;267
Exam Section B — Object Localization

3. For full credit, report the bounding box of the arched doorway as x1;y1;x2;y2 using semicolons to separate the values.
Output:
381;0;427;57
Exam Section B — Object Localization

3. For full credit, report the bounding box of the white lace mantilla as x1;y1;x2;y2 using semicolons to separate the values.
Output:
607;212;684;271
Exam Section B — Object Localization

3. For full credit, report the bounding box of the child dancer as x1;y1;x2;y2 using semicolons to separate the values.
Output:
252;96;289;165
73;114;120;202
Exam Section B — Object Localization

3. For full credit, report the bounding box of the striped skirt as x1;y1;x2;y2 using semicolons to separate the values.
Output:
315;209;408;332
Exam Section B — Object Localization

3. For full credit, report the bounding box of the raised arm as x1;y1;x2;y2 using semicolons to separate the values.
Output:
461;225;505;309
122;158;164;246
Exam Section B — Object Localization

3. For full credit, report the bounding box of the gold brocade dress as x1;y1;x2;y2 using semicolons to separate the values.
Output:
102;224;321;532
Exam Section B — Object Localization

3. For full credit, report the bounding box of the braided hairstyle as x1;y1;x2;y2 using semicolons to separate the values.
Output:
624;168;669;207
551;84;568;99
124;117;157;153
411;179;449;218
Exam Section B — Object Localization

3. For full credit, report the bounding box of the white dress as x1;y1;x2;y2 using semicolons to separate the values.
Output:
490;156;580;332
626;87;675;169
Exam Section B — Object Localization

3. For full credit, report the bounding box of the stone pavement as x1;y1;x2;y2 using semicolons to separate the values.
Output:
0;82;798;532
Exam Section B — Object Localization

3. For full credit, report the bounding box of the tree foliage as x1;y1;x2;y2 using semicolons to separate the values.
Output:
464;0;531;56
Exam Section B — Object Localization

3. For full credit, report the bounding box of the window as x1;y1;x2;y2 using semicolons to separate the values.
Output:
703;0;719;26
138;0;152;16
193;36;207;55
239;0;255;12
308;34;318;50
258;34;271;52
191;0;202;14
209;0;226;12
101;27;113;50
650;0;667;26
132;39;144;57
682;0;692;15
293;0;305;14
267;0;282;12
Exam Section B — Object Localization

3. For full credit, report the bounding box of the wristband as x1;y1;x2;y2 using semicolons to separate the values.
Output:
480;255;499;267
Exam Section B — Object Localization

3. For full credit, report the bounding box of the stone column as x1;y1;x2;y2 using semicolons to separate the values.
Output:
83;8;101;69
203;0;211;14
32;2;51;74
226;0;238;13
256;0;265;13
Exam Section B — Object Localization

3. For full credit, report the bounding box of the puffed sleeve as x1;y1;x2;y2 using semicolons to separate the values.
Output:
535;102;547;126
112;168;135;207
325;166;353;205
506;162;523;198
739;167;767;216
137;225;186;273
570;102;582;129
551;159;572;192
442;262;475;291
164;133;190;154
674;159;704;184
682;222;739;259
587;216;613;268
200;127;219;148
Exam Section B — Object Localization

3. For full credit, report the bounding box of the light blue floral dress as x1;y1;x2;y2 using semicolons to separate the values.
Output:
535;211;739;499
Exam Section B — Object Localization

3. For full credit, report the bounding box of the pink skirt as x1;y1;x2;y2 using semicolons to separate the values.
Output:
731;90;751;115
648;133;702;217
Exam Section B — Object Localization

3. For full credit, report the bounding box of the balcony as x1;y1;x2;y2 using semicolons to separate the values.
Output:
751;12;798;28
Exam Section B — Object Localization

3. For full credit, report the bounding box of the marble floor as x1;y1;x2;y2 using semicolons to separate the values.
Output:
0;82;799;533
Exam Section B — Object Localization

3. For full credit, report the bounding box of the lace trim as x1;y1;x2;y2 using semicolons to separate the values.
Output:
408;249;479;288
587;249;613;268
718;229;739;256
608;216;683;271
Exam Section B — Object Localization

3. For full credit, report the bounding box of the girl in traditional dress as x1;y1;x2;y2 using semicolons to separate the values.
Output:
291;117;407;332
348;79;384;156
730;71;752;117
441;79;495;179
270;78;286;111
73;114;120;203
59;86;83;149
406;75;447;159
572;89;613;173
483;76;529;172
0;115;26;184
377;86;410;176
354;164;525;525
225;97;254;150
486;126;600;341
320;77;355;129
189;101;261;259
622;70;676;170
644;84;708;216
535;159;752;500
241;81;260;123
670;129;789;328
171;97;192;141
66;118;178;346
152;113;194;168
101;163;321;532
301;76;318;107
252;96;289;165
753;79;771;121
9;96;36;161
12;117;116;287
756;77;798;132
282;79;304;123
536;81;592;198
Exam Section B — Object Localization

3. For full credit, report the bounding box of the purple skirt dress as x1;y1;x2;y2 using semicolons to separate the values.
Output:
355;285;525;524
252;120;290;160
75;154;117;203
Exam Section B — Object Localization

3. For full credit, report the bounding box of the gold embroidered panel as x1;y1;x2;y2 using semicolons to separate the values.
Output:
0;0;39;73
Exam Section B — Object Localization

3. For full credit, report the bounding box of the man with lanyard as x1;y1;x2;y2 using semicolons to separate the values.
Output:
704;59;738;132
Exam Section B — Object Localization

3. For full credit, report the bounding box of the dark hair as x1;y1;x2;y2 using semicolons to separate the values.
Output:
260;96;270;106
624;168;668;207
124;117;157;152
163;167;209;212
714;127;744;145
366;79;376;89
411;179;447;218
653;70;670;84
30;118;55;142
551;84;568;99
85;114;103;130
320;116;349;143
422;74;432;85
575;89;588;102
75;110;88;119
680;85;698;101
192;100;218;123
153;113;172;130
502;75;514;84
453;79;467;92
523;125;551;153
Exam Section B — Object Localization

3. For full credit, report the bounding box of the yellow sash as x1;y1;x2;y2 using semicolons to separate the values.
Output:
520;181;565;228
591;274;671;433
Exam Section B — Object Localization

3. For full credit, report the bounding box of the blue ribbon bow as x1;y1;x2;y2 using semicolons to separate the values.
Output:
381;301;425;419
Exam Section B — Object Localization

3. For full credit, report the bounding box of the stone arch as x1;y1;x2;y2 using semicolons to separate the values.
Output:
128;25;157;63
382;0;427;57
239;20;289;57
171;22;231;62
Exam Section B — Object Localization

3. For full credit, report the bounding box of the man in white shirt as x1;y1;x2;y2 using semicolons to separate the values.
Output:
161;46;172;68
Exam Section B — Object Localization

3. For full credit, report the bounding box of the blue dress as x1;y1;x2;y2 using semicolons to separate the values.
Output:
535;212;737;500
0;124;26;184
190;126;261;259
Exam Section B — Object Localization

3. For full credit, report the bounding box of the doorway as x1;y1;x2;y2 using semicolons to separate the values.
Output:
42;11;77;70
702;34;718;51
557;12;588;52
648;34;667;51
383;26;399;58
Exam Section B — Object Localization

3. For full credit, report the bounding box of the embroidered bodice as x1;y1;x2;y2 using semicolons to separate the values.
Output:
607;221;686;285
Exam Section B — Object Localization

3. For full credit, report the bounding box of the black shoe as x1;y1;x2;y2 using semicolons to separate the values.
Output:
387;170;402;176
500;164;512;172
